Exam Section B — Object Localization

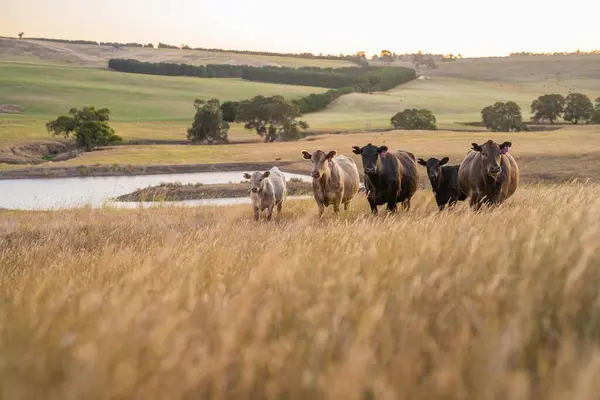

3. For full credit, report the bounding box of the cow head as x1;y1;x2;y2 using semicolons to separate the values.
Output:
243;171;270;193
417;157;449;188
470;140;512;178
352;143;386;176
301;149;337;179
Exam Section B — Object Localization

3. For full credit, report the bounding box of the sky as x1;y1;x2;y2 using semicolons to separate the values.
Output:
1;0;598;58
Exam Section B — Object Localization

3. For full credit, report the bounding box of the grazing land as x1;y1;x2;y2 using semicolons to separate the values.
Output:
3;128;600;184
3;183;600;398
0;38;356;68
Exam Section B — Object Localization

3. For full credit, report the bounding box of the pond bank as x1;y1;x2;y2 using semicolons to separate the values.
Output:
0;161;309;180
116;180;314;202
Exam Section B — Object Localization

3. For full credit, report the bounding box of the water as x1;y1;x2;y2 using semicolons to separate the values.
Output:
0;171;313;210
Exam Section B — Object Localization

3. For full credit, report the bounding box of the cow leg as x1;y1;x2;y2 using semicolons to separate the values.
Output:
266;205;274;221
253;205;260;221
277;201;283;215
317;202;325;217
344;201;350;211
333;201;341;214
367;196;378;215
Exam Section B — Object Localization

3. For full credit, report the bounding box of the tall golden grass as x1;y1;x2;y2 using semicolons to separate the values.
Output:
2;183;600;399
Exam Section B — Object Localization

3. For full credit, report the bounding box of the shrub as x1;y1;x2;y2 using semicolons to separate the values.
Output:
391;109;437;130
187;99;229;144
481;101;529;132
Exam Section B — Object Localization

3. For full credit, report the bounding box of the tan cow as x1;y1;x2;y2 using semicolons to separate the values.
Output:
301;149;360;216
458;140;519;210
243;166;287;221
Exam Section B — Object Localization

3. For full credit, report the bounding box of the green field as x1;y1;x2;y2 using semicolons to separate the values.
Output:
2;39;600;168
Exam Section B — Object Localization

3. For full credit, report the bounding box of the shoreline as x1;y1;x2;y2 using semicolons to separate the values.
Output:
0;162;311;180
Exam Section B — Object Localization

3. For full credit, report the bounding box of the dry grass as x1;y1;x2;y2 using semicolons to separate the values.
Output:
2;183;600;399
21;126;600;183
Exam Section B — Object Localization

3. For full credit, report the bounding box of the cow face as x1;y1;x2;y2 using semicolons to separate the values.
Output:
352;143;387;176
417;157;449;188
243;171;270;193
301;149;337;179
471;140;512;178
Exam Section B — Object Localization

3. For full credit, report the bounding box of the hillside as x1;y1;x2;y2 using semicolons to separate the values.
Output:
313;55;600;130
0;38;355;68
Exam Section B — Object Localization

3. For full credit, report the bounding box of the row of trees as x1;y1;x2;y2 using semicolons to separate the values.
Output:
531;93;600;124
188;96;310;144
480;94;600;132
107;59;415;90
510;50;600;57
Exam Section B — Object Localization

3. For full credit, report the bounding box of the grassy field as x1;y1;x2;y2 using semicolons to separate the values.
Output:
9;127;599;183
0;38;356;68
3;183;600;398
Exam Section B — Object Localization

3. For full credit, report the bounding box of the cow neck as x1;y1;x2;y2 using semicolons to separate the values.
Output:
318;159;334;189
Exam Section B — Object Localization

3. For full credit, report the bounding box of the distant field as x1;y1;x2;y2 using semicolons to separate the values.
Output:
0;38;355;68
308;57;600;130
8;126;599;183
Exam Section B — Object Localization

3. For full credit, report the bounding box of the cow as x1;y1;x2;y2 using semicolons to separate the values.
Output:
351;143;419;214
417;156;467;210
242;166;287;221
458;140;519;211
300;149;361;216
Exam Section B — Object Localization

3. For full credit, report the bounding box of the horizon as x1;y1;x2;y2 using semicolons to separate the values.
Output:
2;0;598;58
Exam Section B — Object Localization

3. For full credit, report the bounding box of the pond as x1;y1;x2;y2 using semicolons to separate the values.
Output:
0;171;313;210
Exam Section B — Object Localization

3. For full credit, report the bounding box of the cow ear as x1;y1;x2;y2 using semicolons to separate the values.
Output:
326;150;337;159
471;143;482;152
417;158;427;166
440;157;449;166
378;145;388;152
262;171;270;178
243;173;251;179
301;150;312;160
352;146;362;155
500;141;512;149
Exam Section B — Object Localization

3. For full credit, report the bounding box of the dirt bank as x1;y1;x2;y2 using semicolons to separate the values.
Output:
115;180;314;202
0;141;81;165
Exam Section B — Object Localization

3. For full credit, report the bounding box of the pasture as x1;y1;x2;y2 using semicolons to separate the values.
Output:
0;38;356;68
8;127;600;183
2;182;600;398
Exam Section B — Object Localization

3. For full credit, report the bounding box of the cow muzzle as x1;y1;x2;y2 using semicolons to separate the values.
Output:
487;166;501;177
251;188;259;193
365;168;376;175
311;171;321;179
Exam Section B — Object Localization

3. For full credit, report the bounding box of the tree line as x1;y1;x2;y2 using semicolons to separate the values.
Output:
481;93;600;132
107;59;413;90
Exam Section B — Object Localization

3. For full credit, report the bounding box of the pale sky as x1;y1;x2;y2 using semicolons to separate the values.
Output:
2;0;598;57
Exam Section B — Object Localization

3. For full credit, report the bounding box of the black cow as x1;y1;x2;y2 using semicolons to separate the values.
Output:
352;143;417;214
418;156;467;210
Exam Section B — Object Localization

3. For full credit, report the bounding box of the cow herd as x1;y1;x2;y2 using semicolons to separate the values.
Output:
243;139;520;220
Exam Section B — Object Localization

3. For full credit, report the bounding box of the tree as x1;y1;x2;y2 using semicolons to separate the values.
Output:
481;101;528;132
187;99;229;144
18;32;24;39
391;109;437;130
591;97;600;124
563;93;594;124
144;43;154;48
46;107;121;151
236;95;308;142
220;101;240;122
425;57;437;69
530;94;565;124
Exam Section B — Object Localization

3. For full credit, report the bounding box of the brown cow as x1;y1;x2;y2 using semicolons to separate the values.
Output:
301;149;360;216
458;140;519;210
